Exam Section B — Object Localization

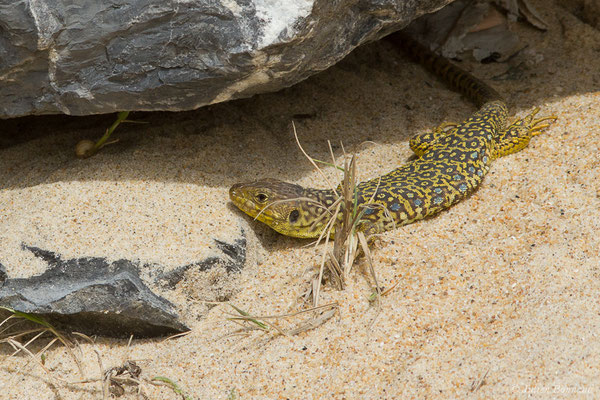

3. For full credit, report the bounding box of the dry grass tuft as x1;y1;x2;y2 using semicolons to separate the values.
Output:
0;308;193;399
307;144;383;309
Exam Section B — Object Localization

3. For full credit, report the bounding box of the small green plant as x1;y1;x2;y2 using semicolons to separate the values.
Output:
75;111;147;158
152;376;194;400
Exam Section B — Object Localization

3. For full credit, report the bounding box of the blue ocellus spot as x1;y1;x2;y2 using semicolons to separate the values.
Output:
468;166;475;173
434;187;443;194
477;170;484;176
470;152;479;159
414;198;423;206
459;183;468;192
363;207;375;215
433;196;443;205
453;174;462;181
482;156;489;163
390;203;401;211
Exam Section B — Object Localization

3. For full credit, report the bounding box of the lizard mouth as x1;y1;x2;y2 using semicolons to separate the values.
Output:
229;185;260;218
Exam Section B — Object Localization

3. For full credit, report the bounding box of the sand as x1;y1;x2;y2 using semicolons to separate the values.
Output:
1;1;599;398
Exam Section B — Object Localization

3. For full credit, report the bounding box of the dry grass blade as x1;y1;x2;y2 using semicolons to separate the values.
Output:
72;332;106;397
327;140;338;171
287;307;338;335
6;337;69;383
305;195;341;252
326;247;343;289
358;232;380;296
358;231;383;325
161;330;192;342
312;202;339;306
310;195;343;246
226;303;339;337
0;315;25;334
226;122;382;337
292;121;339;195
1;310;184;399
12;330;46;356
1;328;45;343
470;368;490;392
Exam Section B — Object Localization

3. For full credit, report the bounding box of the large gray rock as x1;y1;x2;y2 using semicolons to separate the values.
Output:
0;0;451;118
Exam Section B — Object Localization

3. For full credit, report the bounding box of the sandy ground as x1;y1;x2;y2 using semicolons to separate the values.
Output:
1;1;600;399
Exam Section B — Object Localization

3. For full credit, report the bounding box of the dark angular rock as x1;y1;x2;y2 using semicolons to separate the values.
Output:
0;246;187;337
0;236;248;337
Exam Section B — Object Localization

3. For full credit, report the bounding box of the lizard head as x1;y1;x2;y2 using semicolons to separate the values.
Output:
229;178;333;238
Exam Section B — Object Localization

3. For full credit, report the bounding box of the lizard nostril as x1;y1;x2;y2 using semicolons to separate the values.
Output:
229;185;240;200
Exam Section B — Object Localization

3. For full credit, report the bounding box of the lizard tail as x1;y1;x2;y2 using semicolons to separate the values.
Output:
386;30;504;108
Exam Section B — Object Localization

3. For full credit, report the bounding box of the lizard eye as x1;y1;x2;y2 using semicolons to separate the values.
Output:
255;193;268;203
289;209;300;223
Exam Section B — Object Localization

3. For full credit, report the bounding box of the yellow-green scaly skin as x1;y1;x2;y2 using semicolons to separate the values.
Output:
229;31;555;238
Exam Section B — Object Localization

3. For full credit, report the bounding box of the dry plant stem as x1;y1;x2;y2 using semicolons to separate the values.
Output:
287;307;338;335
35;337;59;361
13;330;46;356
292;121;339;195
2;328;44;345
327;247;343;289
103;376;111;400
1;311;177;399
72;332;106;397
7;338;69;384
358;231;380;297
313;205;336;306
311;195;343;240
380;281;400;297
310;189;343;307
470;368;490;392
0;316;25;335
10;336;59;383
290;120;344;305
308;195;342;249
329;156;358;290
162;331;191;342
358;232;383;325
